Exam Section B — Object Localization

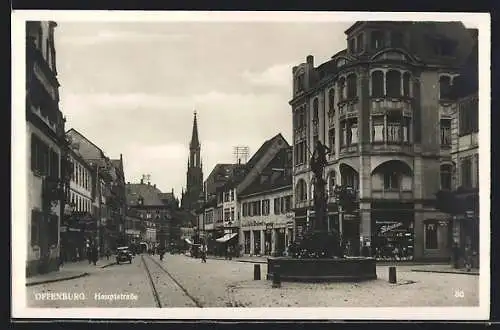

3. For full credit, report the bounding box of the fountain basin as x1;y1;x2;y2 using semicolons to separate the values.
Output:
267;257;377;282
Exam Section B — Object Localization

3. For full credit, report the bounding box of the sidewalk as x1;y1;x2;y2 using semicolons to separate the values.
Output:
410;264;479;276
26;258;116;286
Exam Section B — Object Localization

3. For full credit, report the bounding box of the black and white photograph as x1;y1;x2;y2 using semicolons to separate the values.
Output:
11;11;490;320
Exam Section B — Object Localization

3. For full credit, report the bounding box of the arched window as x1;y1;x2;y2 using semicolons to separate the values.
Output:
328;88;335;112
338;77;346;101
440;164;453;190
312;98;319;122
386;70;402;97
295;179;307;202
371;70;384;97
346;74;357;99
403;72;411;97
439;75;452;100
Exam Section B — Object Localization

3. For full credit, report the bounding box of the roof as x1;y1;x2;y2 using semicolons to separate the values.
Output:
450;35;478;98
159;192;176;201
66;128;106;158
221;133;290;190
126;183;165;206
239;146;293;197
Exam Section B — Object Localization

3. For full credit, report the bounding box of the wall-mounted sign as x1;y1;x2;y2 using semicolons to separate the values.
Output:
265;223;274;230
379;222;403;234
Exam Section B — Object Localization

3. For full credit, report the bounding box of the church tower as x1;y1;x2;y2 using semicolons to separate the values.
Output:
181;111;204;211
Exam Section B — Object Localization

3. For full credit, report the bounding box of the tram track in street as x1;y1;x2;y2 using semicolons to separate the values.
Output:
140;254;203;308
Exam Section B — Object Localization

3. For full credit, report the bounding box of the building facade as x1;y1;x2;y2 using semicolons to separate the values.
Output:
209;134;290;255
65;128;127;254
449;34;479;267
26;20;66;276
60;146;95;262
290;21;476;261
181;112;204;212
239;147;294;256
126;180;176;250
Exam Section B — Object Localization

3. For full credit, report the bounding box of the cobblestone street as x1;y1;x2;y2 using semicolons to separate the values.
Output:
27;254;479;308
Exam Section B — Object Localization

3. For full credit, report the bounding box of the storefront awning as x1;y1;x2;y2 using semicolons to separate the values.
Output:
184;238;194;245
215;233;238;243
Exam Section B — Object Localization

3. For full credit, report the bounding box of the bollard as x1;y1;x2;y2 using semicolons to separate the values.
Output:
254;264;261;280
388;266;397;284
272;265;281;288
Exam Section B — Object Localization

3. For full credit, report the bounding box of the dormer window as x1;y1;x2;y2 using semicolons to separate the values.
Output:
356;33;364;52
296;73;305;93
390;31;404;48
371;30;385;50
349;38;356;53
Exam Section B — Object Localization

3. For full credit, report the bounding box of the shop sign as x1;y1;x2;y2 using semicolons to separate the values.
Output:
380;222;403;234
265;223;274;230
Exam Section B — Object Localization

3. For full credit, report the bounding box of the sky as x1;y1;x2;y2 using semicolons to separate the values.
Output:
54;19;479;199
55;21;352;197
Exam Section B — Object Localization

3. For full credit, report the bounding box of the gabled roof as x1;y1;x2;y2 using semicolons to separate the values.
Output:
221;133;290;191
239;146;292;197
66;128;106;158
126;183;164;206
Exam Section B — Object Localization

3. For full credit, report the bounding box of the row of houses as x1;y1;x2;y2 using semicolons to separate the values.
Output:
194;21;479;264
26;21;128;276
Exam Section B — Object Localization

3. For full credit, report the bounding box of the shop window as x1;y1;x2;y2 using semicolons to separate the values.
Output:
371;71;384;97
346;74;357;99
403;72;411;97
384;171;400;190
460;157;473;188
440;164;453;190
372;115;385;142
312;98;319;122
386;70;402;98
439;75;452;100
425;222;438;249
328;128;335;152
371;30;385;50
440;119;451;146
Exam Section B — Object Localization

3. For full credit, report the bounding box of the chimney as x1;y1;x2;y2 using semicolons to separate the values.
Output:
153;184;156;188
238;158;241;165
127;181;130;185
306;55;314;66
148;181;150;185
140;179;144;184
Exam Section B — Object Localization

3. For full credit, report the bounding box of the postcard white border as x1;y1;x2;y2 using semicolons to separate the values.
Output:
11;10;491;321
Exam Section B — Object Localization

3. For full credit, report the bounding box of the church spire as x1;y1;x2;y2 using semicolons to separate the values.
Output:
190;110;200;149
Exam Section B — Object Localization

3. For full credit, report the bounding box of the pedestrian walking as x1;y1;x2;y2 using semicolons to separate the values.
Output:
91;244;98;266
105;248;111;260
201;244;207;263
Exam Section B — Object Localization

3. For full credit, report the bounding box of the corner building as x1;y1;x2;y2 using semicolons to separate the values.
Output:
290;21;476;261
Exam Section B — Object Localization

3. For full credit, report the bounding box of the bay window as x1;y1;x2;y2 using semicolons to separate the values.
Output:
387;112;402;143
372;116;385;142
386;70;402;98
371;70;384;97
